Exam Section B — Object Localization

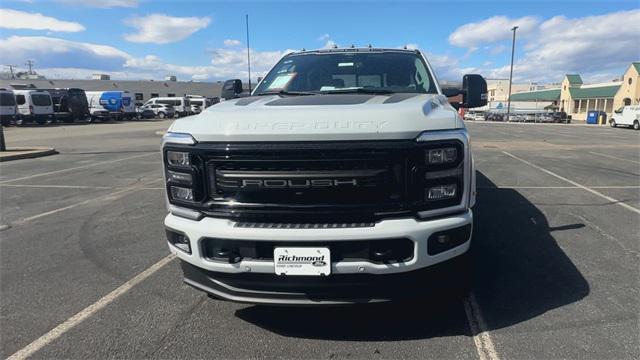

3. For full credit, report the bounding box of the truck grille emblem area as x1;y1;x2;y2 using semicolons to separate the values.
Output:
239;178;358;189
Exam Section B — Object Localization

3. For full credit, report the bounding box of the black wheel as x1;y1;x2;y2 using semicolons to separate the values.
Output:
610;119;616;127
634;120;639;130
158;112;166;119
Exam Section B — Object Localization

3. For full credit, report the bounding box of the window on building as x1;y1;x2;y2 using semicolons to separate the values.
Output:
579;100;588;113
167;93;175;97
629;77;633;85
151;93;159;98
135;93;144;101
605;99;613;113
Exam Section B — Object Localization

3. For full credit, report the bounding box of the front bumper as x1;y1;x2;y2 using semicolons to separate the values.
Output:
165;209;472;304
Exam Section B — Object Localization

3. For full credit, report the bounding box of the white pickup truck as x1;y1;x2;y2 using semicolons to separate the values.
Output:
161;48;487;304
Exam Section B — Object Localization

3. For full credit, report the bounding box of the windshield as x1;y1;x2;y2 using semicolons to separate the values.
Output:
254;51;437;95
32;93;52;106
0;92;15;106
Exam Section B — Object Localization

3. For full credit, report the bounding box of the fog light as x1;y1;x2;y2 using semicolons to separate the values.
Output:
166;229;191;253
167;170;192;185
427;224;472;255
170;186;193;201
426;184;457;201
427;148;457;164
166;151;190;167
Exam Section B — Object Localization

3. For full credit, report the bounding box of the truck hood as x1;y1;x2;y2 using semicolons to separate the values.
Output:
168;93;463;142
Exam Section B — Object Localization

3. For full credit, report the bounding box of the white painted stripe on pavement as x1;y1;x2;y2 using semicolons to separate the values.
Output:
13;178;163;225
0;152;156;184
502;151;640;214
588;151;640;165
0;184;165;190
478;185;640;189
464;292;499;360
6;254;176;360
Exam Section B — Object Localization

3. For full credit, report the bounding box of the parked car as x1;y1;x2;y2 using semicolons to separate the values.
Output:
136;106;156;119
142;103;175;119
0;88;19;126
186;95;216;110
41;88;90;123
552;111;568;123
610;105;640;130
190;104;201;114
485;112;504;121
144;97;190;117
13;89;54;125
473;112;485;121
463;112;474;121
509;114;525;122
162;47;488;305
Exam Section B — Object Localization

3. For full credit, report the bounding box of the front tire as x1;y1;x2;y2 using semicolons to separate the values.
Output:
634;120;639;130
158;112;166;119
610;119;617;127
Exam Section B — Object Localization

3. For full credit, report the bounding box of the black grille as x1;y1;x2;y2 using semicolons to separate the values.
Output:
164;140;464;222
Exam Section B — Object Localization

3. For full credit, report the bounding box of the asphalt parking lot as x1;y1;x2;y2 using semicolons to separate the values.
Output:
1;120;638;359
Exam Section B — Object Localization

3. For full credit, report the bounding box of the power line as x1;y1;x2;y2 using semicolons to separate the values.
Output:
25;59;35;75
3;65;18;79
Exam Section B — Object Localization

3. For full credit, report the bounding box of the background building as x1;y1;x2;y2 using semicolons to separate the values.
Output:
509;62;639;121
0;77;225;104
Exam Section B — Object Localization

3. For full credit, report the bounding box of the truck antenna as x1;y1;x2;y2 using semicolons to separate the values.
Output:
245;14;252;93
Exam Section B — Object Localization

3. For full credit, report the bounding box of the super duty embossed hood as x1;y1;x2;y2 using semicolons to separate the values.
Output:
168;93;464;142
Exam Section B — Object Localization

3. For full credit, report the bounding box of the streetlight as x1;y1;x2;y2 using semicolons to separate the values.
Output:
506;26;518;122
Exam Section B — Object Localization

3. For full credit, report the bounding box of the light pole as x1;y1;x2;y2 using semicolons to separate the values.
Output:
506;26;518;122
245;14;252;93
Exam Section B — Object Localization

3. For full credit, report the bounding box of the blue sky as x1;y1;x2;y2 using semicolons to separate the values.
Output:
1;0;638;83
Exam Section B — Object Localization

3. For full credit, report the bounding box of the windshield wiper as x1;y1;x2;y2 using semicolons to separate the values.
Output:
254;90;319;96
321;87;395;95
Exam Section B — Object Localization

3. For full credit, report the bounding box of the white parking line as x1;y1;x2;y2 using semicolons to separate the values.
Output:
0;152;157;184
502;151;640;214
588;151;640;164
464;292;499;360
12;178;163;225
6;254;176;360
477;185;640;189
0;184;165;190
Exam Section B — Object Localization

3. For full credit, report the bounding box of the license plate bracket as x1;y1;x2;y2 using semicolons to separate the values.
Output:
274;247;331;276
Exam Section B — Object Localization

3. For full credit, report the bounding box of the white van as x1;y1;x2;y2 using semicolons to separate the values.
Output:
610;105;640;130
144;97;190;117
13;89;54;125
0;88;19;126
84;91;111;122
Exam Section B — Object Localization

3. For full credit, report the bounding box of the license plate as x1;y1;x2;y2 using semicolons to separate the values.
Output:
274;247;330;276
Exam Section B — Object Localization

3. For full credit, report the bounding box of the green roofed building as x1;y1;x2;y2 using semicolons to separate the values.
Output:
509;88;561;102
509;62;639;122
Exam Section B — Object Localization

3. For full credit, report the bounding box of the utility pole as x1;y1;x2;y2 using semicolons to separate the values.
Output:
506;26;518;122
25;59;35;75
4;65;17;79
0;120;5;151
245;14;252;93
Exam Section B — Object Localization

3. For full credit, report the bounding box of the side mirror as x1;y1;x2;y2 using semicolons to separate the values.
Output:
221;79;243;100
461;74;487;109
